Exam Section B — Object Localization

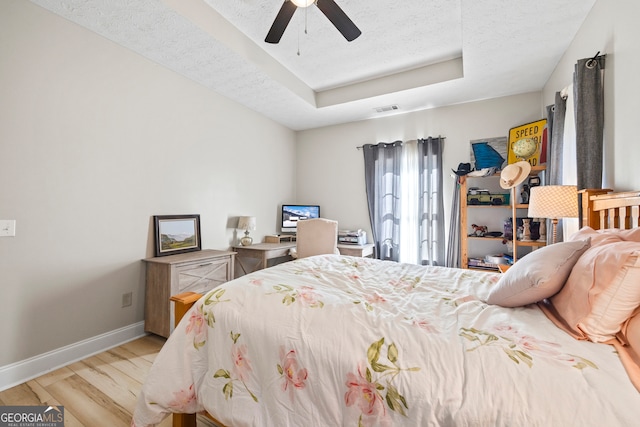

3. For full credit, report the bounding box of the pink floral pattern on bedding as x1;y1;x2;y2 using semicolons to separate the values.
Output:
366;292;387;305
185;288;229;349
345;366;387;424
278;347;308;402
388;275;421;291
269;284;325;308
353;291;388;312
460;324;598;369
410;318;437;333
213;332;259;402
185;307;207;349
133;255;639;427
166;384;197;413
345;338;420;426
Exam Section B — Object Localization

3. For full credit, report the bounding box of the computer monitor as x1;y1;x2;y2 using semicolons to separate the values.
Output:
281;204;320;234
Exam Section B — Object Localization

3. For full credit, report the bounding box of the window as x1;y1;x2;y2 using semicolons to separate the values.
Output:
363;138;445;265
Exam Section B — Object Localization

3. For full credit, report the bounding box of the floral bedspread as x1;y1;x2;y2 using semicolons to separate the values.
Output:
133;255;640;427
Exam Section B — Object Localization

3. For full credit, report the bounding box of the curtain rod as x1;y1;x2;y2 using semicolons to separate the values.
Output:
586;51;605;69
553;51;605;107
356;136;446;150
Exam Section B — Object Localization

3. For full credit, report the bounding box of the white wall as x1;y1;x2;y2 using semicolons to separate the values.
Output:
0;1;296;368
296;93;542;243
543;0;640;191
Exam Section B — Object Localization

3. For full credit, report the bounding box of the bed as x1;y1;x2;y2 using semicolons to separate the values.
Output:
132;189;640;427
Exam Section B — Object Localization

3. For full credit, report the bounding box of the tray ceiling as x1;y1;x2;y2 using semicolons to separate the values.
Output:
30;0;596;130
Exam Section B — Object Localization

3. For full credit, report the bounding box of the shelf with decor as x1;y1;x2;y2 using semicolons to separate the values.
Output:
508;165;547;262
460;173;510;271
459;164;547;271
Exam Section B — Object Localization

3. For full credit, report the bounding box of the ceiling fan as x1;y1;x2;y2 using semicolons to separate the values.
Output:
265;0;361;44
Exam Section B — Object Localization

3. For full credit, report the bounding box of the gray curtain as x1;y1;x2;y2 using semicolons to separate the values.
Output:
574;55;606;190
417;137;445;266
446;175;461;268
547;92;567;186
363;138;444;264
363;141;403;261
545;92;568;241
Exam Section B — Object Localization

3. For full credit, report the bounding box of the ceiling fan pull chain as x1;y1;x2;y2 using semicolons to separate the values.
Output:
297;4;309;56
297;13;301;55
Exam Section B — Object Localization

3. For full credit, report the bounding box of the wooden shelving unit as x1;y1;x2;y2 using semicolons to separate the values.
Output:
460;166;547;270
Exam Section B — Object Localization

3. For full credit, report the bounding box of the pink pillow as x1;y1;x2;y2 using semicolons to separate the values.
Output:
569;226;640;246
485;239;590;307
547;241;640;342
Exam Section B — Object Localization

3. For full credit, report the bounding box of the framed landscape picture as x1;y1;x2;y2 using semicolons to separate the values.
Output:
153;214;201;257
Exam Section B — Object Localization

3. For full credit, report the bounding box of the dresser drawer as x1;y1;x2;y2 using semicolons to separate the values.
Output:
177;257;231;293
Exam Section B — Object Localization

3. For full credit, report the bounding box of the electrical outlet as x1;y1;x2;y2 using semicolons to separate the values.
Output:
0;220;16;237
122;292;133;308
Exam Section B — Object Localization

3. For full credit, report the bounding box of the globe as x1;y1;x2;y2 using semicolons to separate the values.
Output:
512;138;538;160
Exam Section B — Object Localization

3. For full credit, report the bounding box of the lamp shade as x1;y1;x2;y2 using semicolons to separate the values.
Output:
237;216;256;231
528;185;579;219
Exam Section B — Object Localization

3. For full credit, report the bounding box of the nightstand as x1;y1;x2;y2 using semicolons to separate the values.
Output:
337;243;375;258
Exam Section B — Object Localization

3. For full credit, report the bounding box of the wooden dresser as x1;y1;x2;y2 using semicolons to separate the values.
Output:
143;249;235;337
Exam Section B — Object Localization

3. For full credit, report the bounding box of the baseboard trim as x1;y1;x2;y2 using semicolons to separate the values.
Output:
0;321;147;392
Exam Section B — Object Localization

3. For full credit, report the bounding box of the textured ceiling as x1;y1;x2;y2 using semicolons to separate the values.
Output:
30;0;596;131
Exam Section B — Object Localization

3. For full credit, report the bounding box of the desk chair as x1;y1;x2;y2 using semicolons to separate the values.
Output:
292;218;339;259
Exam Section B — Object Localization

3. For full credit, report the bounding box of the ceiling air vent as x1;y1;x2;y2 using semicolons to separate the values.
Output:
374;104;399;113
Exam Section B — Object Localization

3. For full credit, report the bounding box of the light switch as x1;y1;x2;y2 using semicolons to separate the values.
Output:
0;220;16;237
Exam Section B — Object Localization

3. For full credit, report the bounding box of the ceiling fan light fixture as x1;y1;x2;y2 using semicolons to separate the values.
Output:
266;0;361;44
291;0;315;7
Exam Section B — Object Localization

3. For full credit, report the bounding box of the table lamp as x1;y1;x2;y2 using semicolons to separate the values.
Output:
527;185;578;244
238;216;256;246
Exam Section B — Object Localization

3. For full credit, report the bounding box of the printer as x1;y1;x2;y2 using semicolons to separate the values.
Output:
338;229;367;245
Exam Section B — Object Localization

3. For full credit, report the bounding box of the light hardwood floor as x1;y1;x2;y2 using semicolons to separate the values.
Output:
0;334;176;427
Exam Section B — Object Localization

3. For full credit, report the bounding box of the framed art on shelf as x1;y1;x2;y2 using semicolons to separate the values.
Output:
153;214;201;257
469;137;508;171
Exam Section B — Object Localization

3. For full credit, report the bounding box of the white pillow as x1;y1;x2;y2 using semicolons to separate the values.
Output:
485;238;591;307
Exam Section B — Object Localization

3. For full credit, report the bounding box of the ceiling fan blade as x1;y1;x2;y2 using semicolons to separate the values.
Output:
265;1;298;44
316;0;361;42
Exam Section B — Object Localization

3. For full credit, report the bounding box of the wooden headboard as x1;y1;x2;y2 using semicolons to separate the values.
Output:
580;189;640;230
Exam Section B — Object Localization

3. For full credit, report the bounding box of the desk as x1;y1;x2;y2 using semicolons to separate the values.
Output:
233;242;296;277
337;243;375;258
234;242;376;277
